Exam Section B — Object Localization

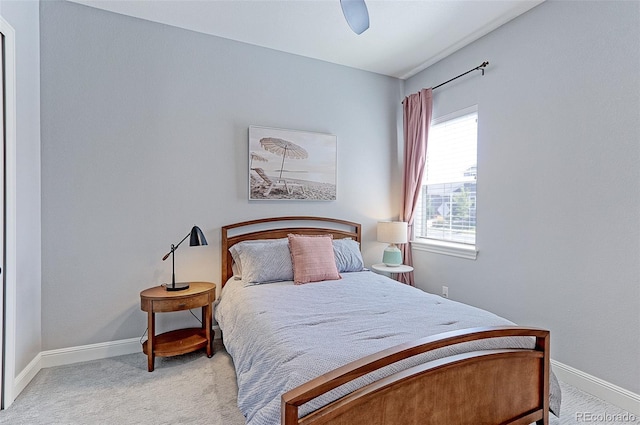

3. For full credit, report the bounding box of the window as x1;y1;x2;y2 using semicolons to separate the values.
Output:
413;107;478;259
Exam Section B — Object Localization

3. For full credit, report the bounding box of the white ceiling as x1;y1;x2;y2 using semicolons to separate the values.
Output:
68;0;543;80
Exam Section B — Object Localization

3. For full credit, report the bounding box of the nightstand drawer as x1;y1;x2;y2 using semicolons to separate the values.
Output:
152;293;210;312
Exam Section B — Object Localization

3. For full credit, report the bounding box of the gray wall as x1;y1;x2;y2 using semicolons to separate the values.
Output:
39;0;640;397
40;1;402;350
405;1;640;394
0;0;42;376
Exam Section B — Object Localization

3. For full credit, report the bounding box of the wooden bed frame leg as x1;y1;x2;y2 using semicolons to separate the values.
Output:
282;400;298;425
536;333;550;425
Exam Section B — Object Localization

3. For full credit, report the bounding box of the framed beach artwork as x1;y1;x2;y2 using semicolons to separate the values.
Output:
249;126;337;201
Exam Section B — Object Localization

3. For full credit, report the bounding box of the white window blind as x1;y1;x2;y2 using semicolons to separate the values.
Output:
414;108;478;247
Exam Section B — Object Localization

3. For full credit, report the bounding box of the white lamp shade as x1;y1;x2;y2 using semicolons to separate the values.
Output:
377;221;408;244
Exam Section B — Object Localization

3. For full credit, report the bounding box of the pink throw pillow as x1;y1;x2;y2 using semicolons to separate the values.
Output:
288;234;341;284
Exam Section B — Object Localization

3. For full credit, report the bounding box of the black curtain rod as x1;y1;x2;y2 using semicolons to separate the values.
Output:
403;61;489;103
432;61;489;90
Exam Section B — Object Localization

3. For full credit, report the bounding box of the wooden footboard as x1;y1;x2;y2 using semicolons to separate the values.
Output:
282;327;550;425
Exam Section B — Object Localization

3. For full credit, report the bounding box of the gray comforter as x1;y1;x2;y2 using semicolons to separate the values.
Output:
215;271;561;425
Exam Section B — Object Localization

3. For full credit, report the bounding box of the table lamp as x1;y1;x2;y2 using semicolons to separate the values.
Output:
377;221;408;266
162;225;208;291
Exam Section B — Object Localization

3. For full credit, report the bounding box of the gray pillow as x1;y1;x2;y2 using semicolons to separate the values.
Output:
232;239;294;284
333;238;364;272
229;238;288;279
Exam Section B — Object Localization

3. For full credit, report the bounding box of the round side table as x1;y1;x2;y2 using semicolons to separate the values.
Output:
140;281;216;372
371;263;414;279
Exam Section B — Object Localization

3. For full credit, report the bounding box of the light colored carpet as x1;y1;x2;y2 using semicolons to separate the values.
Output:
553;382;639;425
0;341;245;425
0;342;637;424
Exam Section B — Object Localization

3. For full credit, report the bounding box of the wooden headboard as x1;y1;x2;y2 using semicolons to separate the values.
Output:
221;216;362;286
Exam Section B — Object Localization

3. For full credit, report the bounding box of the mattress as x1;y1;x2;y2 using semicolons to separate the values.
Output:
215;270;561;425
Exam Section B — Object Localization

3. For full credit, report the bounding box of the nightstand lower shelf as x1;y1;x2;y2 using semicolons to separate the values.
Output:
142;328;209;357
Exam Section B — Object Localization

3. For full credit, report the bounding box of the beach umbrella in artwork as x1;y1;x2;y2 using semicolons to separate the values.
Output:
250;152;269;169
259;138;308;180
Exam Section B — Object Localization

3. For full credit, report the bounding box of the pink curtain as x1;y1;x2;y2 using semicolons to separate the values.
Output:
398;88;432;286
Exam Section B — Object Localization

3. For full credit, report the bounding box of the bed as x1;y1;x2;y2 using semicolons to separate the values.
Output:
215;216;561;425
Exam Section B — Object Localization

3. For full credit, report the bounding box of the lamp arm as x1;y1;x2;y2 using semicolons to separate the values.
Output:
173;232;191;250
161;232;190;261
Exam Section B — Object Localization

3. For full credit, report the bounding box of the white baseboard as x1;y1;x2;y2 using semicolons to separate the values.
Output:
40;337;142;369
551;360;640;416
13;340;638;417
13;352;42;404
39;326;223;369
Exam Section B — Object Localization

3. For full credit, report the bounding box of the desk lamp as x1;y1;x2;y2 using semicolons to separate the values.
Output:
162;225;208;291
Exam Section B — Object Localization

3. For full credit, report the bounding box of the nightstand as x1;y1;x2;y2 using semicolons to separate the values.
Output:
140;281;216;372
371;263;414;279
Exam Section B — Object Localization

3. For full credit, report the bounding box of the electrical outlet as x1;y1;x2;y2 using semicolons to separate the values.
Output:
442;286;449;298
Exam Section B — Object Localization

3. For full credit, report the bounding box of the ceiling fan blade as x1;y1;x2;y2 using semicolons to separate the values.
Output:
340;0;369;35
